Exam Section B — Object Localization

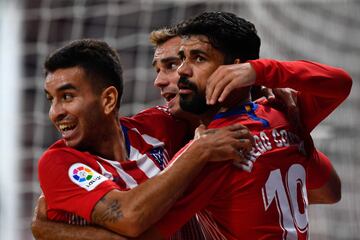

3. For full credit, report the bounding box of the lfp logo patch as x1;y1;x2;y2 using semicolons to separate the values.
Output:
68;163;107;191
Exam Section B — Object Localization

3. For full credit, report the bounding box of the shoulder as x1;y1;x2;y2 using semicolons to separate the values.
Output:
42;140;80;158
39;140;87;170
120;105;188;134
122;106;174;123
120;106;192;155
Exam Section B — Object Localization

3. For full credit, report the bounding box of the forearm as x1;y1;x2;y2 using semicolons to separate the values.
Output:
32;194;127;240
93;140;209;236
92;124;250;237
251;59;352;98
250;59;352;130
127;141;208;224
32;219;126;240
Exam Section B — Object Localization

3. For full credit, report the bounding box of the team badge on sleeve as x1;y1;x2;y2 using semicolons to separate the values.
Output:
68;163;107;191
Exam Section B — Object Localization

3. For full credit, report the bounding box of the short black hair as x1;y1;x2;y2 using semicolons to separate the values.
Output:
44;39;123;109
177;11;261;63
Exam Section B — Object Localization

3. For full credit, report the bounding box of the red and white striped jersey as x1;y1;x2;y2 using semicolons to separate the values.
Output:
39;106;191;222
154;59;352;240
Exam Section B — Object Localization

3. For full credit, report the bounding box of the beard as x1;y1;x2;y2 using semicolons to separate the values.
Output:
178;77;208;115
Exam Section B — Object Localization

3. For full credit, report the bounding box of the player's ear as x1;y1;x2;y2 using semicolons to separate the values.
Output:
101;86;118;115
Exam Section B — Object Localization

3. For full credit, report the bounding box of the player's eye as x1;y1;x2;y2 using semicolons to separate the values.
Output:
195;56;205;63
62;93;74;101
167;62;179;70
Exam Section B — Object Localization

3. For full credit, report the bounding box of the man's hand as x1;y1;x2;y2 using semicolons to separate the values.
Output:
206;63;256;105
194;123;254;163
259;87;303;132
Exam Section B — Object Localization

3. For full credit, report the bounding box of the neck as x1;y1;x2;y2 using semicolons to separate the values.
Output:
91;117;128;162
198;95;251;126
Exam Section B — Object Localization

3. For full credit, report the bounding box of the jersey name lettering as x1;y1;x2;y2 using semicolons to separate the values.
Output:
239;128;303;172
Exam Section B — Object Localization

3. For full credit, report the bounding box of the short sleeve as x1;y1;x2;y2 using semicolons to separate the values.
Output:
38;149;120;222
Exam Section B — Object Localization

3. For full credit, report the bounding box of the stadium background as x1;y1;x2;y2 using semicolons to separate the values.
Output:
0;0;359;239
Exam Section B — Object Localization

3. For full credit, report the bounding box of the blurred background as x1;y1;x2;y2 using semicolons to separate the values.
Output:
0;0;359;239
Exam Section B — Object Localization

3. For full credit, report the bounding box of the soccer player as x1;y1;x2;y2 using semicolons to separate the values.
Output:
143;12;351;239
32;39;254;239
150;26;341;205
33;21;343;239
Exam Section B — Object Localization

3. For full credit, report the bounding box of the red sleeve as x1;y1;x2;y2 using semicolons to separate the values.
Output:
38;149;120;222
249;59;352;132
154;162;230;237
306;150;333;190
124;106;192;157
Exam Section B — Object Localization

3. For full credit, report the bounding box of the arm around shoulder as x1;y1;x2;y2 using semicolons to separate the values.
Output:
91;124;253;237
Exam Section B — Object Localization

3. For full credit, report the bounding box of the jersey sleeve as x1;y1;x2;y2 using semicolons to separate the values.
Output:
306;150;333;190
38;148;120;222
154;162;230;237
249;59;352;132
125;106;192;156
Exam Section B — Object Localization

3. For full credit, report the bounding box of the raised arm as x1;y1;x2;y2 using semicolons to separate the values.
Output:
206;59;352;132
250;59;352;131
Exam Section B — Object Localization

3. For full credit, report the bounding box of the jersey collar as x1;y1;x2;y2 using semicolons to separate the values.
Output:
120;123;131;158
213;101;258;120
213;101;270;128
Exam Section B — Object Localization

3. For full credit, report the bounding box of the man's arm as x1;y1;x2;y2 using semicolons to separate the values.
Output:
38;124;253;238
253;87;341;204
206;59;352;132
90;124;252;237
205;61;346;204
308;170;341;204
32;195;126;240
249;59;352;131
307;150;341;204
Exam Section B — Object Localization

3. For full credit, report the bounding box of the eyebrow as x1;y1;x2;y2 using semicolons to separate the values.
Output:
178;49;208;59
44;83;77;96
152;56;179;67
189;49;208;56
57;83;77;92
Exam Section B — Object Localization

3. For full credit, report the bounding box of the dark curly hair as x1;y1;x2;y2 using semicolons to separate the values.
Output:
177;11;261;64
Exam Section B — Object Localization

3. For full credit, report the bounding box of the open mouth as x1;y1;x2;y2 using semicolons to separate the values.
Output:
59;123;76;132
163;92;177;102
57;122;77;139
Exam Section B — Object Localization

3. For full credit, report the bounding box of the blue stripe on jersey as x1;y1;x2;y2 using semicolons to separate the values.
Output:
213;102;270;128
120;124;130;157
